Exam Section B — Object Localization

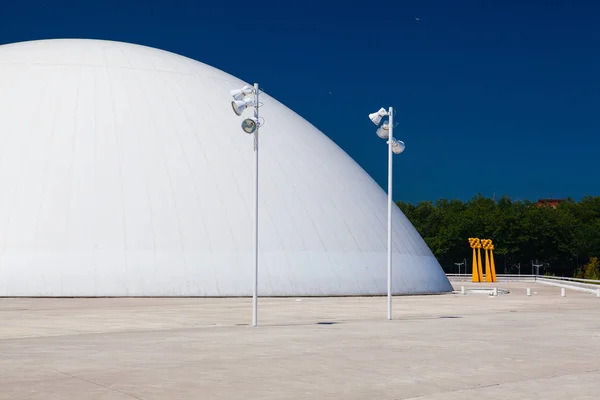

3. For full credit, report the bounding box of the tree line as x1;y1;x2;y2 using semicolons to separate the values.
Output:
397;195;600;278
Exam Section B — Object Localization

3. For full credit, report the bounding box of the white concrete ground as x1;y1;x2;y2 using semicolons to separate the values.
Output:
1;282;599;399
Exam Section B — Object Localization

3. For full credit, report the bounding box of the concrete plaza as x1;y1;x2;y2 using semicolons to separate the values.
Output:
1;282;599;399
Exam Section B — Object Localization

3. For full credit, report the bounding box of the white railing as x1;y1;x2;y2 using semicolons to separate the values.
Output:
534;275;600;285
446;273;600;295
535;278;600;295
446;273;600;284
446;274;537;281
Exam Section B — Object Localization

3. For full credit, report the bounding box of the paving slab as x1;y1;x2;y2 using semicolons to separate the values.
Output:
1;282;599;399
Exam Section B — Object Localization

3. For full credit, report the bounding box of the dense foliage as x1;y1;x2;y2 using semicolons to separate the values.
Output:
574;257;600;280
397;195;600;277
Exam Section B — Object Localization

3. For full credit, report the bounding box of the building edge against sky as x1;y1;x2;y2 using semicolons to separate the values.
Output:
0;39;452;297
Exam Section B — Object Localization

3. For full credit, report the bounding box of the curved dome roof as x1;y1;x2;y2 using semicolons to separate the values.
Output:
0;39;451;296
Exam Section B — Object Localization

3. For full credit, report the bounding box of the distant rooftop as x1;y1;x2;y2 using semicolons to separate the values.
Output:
536;198;564;208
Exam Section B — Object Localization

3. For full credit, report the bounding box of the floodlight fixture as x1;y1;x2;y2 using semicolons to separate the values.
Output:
241;117;259;134
231;97;256;116
230;85;254;101
391;139;405;155
376;122;389;139
369;107;388;125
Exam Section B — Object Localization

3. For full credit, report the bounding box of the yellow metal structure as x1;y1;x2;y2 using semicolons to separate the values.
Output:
489;243;497;282
481;239;492;282
469;237;497;283
481;239;497;283
477;243;483;282
468;238;483;282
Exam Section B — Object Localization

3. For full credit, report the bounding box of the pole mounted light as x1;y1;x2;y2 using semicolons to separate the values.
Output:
369;106;405;320
454;259;466;275
232;97;256;116
230;82;262;327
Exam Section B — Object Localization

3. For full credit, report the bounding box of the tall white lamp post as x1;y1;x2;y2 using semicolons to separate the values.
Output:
369;107;405;320
454;259;466;275
230;83;261;327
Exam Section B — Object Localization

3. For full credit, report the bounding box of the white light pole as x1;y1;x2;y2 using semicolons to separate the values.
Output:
532;259;543;277
230;83;262;327
369;107;405;320
454;260;466;275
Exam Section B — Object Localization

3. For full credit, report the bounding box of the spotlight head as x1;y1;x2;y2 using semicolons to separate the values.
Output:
230;85;253;101
241;117;258;134
369;107;388;125
376;122;389;139
369;112;383;125
231;100;245;116
391;139;405;155
231;97;255;116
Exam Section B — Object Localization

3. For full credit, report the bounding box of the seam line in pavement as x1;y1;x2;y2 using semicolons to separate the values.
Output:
1;353;146;400
404;367;600;399
55;370;146;400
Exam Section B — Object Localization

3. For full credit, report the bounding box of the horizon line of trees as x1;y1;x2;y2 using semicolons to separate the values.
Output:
397;195;600;278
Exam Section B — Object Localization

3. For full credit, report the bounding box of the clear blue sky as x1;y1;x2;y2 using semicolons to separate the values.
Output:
1;0;598;203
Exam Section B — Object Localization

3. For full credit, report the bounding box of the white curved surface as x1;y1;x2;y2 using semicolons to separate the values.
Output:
0;39;452;296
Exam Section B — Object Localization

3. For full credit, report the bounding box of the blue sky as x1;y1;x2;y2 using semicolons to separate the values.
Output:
1;0;598;203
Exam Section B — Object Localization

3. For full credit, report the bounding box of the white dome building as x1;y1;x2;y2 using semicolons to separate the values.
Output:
0;39;451;297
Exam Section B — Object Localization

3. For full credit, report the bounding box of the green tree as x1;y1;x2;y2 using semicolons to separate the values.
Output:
397;195;600;277
574;257;600;280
